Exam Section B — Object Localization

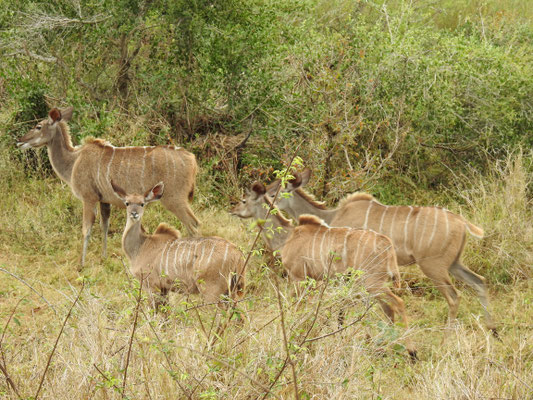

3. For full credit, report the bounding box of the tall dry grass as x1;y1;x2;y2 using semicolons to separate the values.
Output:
0;143;531;399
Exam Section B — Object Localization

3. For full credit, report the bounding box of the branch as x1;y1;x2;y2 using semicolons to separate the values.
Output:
122;274;143;398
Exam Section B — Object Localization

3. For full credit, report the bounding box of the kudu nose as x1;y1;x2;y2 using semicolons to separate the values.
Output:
131;211;139;219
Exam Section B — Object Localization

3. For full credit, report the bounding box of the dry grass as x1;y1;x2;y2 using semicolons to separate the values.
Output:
0;149;532;399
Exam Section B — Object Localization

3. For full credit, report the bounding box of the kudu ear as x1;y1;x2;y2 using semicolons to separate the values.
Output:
251;181;266;199
145;182;164;203
60;106;74;122
266;180;281;197
49;108;62;124
111;180;127;201
299;168;311;187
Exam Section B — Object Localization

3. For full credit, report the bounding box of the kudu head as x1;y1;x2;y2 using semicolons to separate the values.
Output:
266;168;311;209
230;182;268;219
112;181;165;223
17;107;74;149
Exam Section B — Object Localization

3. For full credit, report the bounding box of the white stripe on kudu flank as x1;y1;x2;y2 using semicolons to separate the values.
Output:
441;210;450;250
172;241;182;274
106;147;116;184
159;241;170;277
141;147;147;187
221;244;229;271
363;201;373;230
413;207;421;246
378;206;388;233
96;148;105;189
389;207;399;241
342;230;350;269
151;150;156;183
319;231;327;268
164;241;173;276
404;206;413;252
205;242;216;266
428;207;439;246
311;229;320;264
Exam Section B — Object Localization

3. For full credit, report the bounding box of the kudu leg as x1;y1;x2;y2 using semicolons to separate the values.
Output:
419;261;460;328
164;200;200;236
80;201;97;268
100;202;111;259
449;261;497;334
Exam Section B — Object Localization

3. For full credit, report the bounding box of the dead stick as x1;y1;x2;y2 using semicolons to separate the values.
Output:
274;276;300;400
122;275;143;398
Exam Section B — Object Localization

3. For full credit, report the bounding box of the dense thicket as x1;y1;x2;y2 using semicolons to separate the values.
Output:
1;0;532;202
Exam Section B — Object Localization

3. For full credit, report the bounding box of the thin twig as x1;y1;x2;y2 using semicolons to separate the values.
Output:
34;283;84;400
0;297;25;399
304;302;373;344
139;307;194;399
487;358;532;391
178;346;283;400
0;267;57;316
93;363;122;393
122;275;143;398
274;276;300;400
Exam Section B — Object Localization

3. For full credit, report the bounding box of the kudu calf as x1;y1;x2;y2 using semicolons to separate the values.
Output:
268;169;496;333
17;107;200;267
113;182;245;305
231;182;416;358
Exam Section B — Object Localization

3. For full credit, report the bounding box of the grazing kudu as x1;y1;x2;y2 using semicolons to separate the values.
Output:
231;182;417;358
17;107;200;267
113;182;245;306
268;169;496;333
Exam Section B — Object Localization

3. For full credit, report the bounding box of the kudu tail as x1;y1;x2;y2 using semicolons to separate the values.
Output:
464;219;484;239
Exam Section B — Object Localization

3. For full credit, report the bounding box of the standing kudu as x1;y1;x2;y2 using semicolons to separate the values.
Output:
113;182;245;306
268;169;496;333
231;182;417;359
17;107;200;267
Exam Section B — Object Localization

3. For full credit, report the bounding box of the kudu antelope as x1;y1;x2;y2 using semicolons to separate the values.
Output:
113;181;245;306
231;182;417;358
17;107;200;267
268;169;496;333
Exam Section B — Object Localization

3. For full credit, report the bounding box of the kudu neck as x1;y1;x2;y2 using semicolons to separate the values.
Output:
289;190;337;224
122;219;147;261
47;125;79;185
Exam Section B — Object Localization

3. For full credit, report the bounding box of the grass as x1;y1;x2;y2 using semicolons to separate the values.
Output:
0;148;531;399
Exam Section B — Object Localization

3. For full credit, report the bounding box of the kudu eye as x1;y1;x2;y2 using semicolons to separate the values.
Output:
242;199;246;204
36;126;42;130
141;203;145;207
125;201;130;206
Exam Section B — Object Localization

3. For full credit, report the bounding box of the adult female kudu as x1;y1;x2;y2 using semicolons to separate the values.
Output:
113;181;245;306
267;169;496;333
231;182;417;359
17;107;200;267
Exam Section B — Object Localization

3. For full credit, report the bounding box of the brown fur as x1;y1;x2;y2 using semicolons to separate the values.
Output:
154;223;181;238
17;107;200;267
298;214;325;226
273;170;495;331
117;185;245;306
